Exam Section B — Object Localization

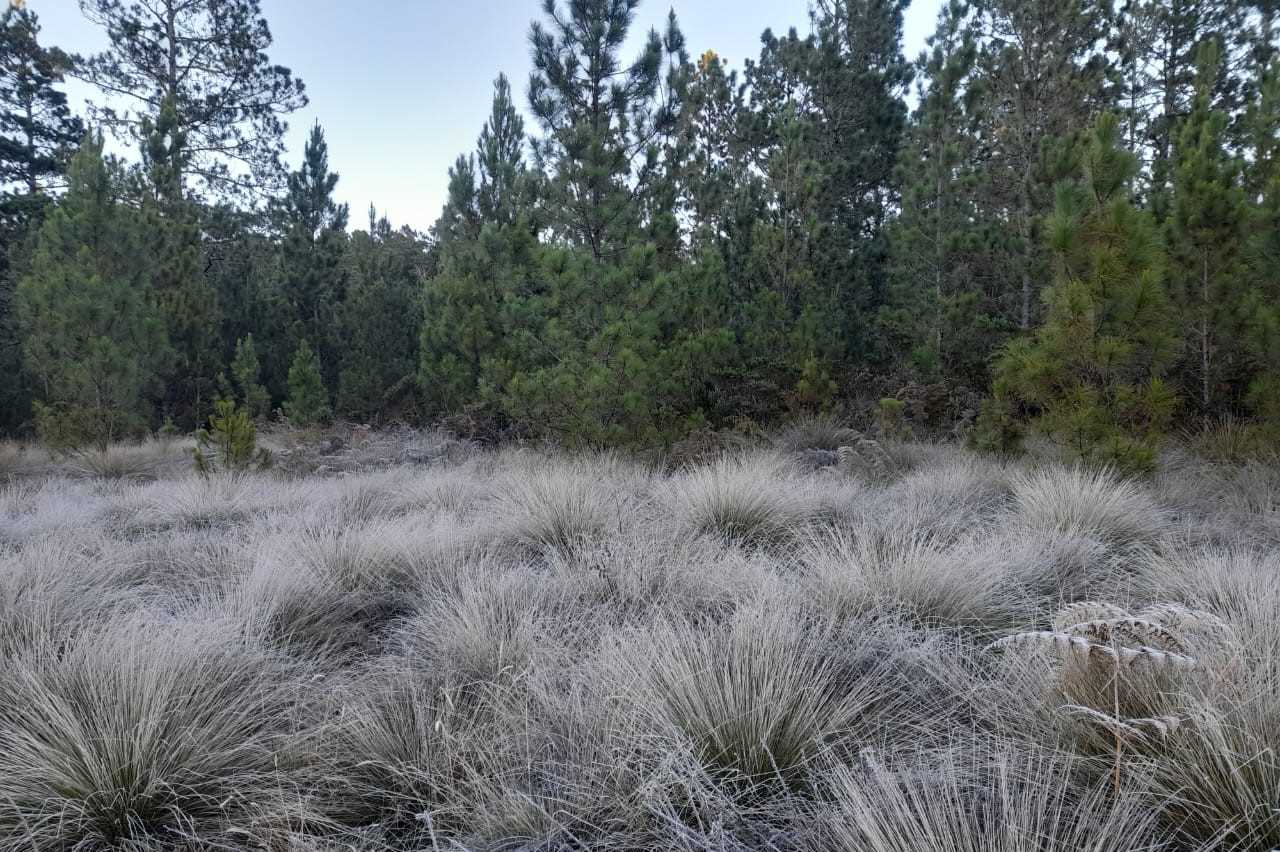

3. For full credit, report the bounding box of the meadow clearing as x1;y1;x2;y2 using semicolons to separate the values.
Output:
0;427;1277;851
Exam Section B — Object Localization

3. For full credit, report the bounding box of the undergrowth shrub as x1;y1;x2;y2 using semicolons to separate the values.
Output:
192;399;272;476
772;414;859;453
801;526;1031;630
2;437;1276;851
393;568;558;686
315;660;482;842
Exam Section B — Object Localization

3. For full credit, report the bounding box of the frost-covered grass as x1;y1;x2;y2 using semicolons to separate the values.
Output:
0;434;1276;850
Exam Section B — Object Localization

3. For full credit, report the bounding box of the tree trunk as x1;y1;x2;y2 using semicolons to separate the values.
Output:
1201;253;1210;411
1019;171;1033;330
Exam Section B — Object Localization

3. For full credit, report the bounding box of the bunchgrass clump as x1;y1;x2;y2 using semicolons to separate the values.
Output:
670;452;816;545
488;455;623;553
609;600;957;786
819;746;1164;852
0;616;303;849
1011;464;1166;547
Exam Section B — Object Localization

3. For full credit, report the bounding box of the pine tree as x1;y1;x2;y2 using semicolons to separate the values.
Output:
1;5;83;434
421;75;535;418
973;0;1114;330
476;74;529;228
1115;0;1243;215
739;0;913;373
675;50;794;420
1166;40;1249;416
141;96;222;425
528;0;682;260
192;398;270;475
0;6;82;211
76;0;306;198
808;0;913;320
985;114;1178;472
677;48;751;247
436;154;481;245
202;205;291;399
284;338;330;427
230;334;270;419
1243;57;1280;197
337;209;428;421
433;74;529;246
16;135;169;449
1241;107;1280;422
280;122;348;390
499;243;704;445
420;217;540;418
883;0;1008;389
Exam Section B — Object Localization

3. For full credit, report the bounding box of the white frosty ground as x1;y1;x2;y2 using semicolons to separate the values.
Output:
0;433;1277;850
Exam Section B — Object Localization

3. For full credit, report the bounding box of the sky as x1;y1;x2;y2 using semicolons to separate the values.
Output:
28;0;943;233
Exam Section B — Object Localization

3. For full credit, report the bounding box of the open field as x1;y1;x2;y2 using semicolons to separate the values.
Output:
1;432;1278;851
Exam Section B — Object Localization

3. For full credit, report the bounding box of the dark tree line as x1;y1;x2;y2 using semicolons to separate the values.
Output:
1;0;1278;468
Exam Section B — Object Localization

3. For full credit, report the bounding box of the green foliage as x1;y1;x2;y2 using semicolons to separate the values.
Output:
337;212;428;421
284;339;331;427
142;96;223;425
1116;0;1247;217
1166;40;1249;416
876;397;909;440
987;114;1178;474
792;356;839;413
7;0;1280;459
883;0;1012;390
1;5;83;435
970;396;1025;455
496;245;701;446
76;0;306;198
192;398;271;475
230;334;270;419
281;123;348;388
527;0;683;260
16;136;169;450
420;219;537;421
420;75;535;424
1241;69;1280;428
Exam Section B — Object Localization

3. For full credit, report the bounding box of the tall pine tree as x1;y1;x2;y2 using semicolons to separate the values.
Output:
76;0;307;198
527;0;682;260
280;122;348;392
338;209;428;421
984;113;1177;472
16;135;169;449
883;0;1009;389
1;5;83;435
1166;40;1249;415
141;96;222;425
422;74;534;418
973;0;1114;329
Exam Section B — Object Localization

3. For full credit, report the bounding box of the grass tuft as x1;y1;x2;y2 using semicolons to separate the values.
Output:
1011;464;1166;548
670;452;816;545
0;616;302;849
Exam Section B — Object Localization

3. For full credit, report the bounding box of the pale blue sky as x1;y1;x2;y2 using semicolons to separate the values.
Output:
29;0;942;231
